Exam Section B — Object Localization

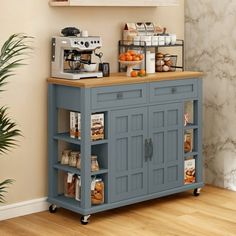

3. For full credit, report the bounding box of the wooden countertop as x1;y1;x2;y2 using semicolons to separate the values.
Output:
47;71;204;88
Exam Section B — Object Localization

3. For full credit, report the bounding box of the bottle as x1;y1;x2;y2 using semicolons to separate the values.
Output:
61;150;71;165
91;155;99;172
69;151;79;167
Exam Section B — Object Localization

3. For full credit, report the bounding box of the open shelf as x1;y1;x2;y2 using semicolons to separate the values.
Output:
184;151;198;158
184;124;198;130
54;132;108;145
49;0;179;7
54;133;81;145
54;163;108;175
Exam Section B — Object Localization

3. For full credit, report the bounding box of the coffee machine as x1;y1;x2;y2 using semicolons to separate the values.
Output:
51;36;103;79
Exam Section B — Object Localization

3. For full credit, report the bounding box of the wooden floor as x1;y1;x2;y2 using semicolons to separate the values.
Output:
1;185;236;236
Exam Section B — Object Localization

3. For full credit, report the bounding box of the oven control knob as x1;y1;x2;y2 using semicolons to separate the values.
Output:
85;41;89;48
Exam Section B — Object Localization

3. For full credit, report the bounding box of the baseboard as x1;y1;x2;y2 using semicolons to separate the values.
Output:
0;197;49;221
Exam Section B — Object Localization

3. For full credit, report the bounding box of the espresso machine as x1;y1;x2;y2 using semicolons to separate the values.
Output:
51;36;103;79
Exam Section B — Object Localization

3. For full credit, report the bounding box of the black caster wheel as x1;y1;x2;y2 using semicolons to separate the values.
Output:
193;188;201;196
49;204;57;213
80;215;91;225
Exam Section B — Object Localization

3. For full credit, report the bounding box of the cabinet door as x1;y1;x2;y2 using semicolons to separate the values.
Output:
110;107;148;202
148;103;183;193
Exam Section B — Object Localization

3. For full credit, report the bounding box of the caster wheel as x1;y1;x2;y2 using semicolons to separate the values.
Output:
80;215;91;225
49;204;57;213
193;188;201;196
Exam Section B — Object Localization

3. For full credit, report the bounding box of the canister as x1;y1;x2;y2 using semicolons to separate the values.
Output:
146;51;155;74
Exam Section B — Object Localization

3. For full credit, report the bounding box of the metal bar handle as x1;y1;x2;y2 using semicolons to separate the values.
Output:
144;139;150;161
149;138;153;160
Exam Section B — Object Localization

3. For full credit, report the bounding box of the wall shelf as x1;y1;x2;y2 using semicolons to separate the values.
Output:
49;0;179;7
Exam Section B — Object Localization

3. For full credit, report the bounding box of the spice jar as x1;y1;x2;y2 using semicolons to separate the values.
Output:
61;149;71;165
91;155;99;172
69;151;79;167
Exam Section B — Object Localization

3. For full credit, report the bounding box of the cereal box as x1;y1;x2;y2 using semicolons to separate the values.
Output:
91;113;104;141
184;158;196;184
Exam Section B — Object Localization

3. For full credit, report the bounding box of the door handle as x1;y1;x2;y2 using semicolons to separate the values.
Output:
149;138;153;160
144;139;150;161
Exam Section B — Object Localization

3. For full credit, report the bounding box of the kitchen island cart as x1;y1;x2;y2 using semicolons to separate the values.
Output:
47;71;204;224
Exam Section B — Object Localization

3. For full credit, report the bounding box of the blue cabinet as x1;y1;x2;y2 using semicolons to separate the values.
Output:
47;75;204;223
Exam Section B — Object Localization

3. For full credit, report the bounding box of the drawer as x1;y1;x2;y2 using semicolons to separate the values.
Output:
91;84;147;109
149;79;198;103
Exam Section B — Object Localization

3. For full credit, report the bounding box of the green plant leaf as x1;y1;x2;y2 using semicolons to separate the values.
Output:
0;34;32;203
0;179;14;203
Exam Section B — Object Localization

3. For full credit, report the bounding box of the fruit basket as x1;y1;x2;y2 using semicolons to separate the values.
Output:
119;50;144;76
118;60;143;76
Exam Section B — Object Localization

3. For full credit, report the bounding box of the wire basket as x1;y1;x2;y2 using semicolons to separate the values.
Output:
156;54;177;72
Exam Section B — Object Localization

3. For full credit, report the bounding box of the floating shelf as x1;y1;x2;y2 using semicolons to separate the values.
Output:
49;0;179;7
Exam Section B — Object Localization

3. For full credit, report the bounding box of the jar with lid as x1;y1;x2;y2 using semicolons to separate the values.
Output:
64;172;76;198
61;149;71;165
91;178;104;205
91;155;99;172
69;151;79;167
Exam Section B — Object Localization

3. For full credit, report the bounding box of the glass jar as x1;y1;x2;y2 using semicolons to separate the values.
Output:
61;149;71;165
91;155;99;172
64;173;76;198
91;178;104;205
69;151;79;167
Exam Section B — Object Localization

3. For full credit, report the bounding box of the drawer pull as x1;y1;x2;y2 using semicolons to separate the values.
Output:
116;92;123;99
171;87;177;93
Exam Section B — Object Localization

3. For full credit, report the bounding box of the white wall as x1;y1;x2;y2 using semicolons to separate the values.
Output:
0;0;184;205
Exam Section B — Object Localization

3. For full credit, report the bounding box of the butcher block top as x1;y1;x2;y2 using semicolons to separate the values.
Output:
47;71;204;88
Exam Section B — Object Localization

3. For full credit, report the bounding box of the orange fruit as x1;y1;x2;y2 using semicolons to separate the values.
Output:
133;56;140;61
131;70;138;77
119;54;126;61
139;69;146;76
127;50;136;56
139;54;144;60
126;55;133;61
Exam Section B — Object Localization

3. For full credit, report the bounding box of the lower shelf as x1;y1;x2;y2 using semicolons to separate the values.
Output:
48;182;204;215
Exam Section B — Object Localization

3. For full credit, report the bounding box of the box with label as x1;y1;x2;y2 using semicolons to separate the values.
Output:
70;112;104;141
70;112;80;138
91;113;104;141
123;23;138;45
184;158;196;184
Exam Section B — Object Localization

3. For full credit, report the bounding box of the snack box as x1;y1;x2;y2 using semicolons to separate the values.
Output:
70;112;104;141
70;112;80;138
184;158;196;184
91;113;104;141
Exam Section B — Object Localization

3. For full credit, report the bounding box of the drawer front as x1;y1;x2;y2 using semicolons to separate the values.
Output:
149;79;198;103
91;84;147;109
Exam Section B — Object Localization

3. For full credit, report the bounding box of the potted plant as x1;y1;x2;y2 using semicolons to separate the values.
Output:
0;34;32;203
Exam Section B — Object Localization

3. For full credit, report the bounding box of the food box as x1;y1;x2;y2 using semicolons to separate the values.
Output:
70;112;104;141
184;158;196;184
91;113;104;141
123;23;138;45
70;112;80;138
